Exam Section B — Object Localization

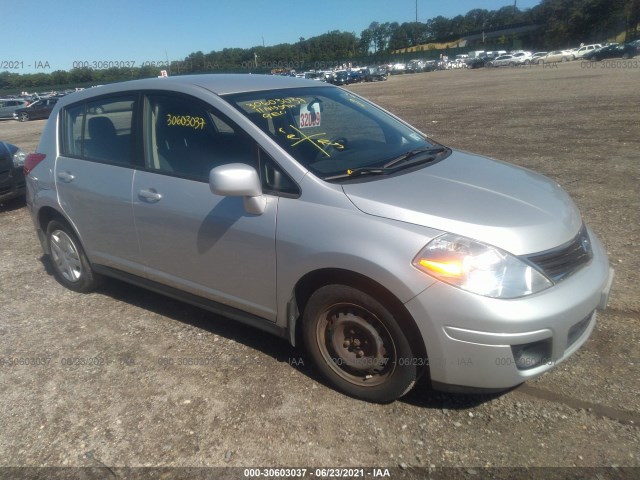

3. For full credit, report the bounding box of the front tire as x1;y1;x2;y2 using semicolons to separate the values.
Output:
46;220;101;293
19;112;29;122
302;285;419;403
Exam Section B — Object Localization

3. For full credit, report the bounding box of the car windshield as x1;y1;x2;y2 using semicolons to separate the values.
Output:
223;86;442;180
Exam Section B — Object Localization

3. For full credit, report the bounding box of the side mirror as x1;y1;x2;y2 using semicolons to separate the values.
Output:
209;163;266;215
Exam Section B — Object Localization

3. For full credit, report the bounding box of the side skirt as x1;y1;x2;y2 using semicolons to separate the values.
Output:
93;265;290;342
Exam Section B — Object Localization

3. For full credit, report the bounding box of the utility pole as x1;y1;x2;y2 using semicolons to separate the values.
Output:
415;0;418;22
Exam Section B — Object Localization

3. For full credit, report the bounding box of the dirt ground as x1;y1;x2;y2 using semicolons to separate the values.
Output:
0;62;638;475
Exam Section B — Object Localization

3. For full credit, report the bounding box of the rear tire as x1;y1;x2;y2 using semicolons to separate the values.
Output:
46;220;102;293
302;285;419;403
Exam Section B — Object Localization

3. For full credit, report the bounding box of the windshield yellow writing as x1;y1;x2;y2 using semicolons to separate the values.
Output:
245;98;307;119
278;125;344;158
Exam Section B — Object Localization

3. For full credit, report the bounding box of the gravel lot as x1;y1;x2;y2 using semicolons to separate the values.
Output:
0;62;638;475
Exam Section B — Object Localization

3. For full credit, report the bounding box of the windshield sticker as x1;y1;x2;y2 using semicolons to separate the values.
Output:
245;97;307;119
298;103;321;129
166;114;206;130
278;125;344;157
409;133;423;141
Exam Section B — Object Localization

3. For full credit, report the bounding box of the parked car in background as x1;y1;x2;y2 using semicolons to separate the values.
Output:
491;54;518;67
390;63;406;74
511;51;533;65
572;44;602;59
486;50;507;59
423;60;437;72
363;66;388;81
303;71;323;81
347;70;363;83
406;60;425;73
537;50;573;63
467;57;489;69
0;99;29;119
583;43;637;61
12;97;58;122
629;39;640;54
0;141;26;202
25;74;613;402
330;70;350;85
531;52;548;63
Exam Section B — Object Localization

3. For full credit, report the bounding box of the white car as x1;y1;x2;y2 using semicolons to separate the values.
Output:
572;44;603;60
511;51;533;65
491;54;518;67
531;52;548;63
537;50;573;64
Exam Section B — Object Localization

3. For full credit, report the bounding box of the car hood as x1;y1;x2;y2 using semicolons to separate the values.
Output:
341;150;583;255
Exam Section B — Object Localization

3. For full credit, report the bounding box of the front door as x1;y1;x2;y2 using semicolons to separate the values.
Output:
132;93;278;321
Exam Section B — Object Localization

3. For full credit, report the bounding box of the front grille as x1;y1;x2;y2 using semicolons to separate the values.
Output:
526;226;592;282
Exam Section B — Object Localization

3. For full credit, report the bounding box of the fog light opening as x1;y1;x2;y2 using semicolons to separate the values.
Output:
511;339;553;371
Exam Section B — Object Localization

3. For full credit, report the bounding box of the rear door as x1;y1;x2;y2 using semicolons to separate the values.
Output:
132;92;279;321
55;95;141;272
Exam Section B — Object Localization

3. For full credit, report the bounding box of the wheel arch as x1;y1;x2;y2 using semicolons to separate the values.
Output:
37;207;79;254
289;268;428;364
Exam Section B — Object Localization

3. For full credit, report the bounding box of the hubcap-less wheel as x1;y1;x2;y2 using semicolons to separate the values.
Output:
316;302;396;387
303;285;419;402
50;229;83;282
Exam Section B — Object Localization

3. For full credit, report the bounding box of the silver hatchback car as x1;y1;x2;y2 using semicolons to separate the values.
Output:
25;74;613;402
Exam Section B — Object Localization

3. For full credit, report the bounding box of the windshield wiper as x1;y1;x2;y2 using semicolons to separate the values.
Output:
325;167;390;181
383;147;446;169
325;147;447;181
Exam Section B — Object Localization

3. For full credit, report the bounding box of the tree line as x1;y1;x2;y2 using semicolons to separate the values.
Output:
2;0;638;93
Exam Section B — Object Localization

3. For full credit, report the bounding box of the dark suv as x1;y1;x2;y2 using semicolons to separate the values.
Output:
0;142;26;202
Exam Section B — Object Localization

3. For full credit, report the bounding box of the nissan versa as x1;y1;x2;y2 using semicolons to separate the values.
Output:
25;74;614;402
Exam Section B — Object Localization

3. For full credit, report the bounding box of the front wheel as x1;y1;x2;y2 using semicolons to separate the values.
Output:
46;220;102;293
302;285;419;402
19;112;29;122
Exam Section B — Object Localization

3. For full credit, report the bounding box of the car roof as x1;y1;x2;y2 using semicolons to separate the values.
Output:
57;74;327;104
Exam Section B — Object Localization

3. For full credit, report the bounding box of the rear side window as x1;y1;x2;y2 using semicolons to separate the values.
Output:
62;96;136;166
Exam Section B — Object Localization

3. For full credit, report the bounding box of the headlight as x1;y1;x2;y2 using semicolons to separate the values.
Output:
12;149;26;168
412;234;552;298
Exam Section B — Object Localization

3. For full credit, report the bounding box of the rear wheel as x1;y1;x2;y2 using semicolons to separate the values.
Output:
303;285;419;403
46;220;102;292
622;53;631;59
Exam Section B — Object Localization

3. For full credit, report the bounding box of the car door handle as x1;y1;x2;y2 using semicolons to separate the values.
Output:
138;188;162;202
57;171;75;182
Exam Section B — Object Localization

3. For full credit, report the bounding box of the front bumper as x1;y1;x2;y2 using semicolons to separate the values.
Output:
404;229;613;391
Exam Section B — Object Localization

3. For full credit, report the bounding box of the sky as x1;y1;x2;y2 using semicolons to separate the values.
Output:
3;0;541;73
